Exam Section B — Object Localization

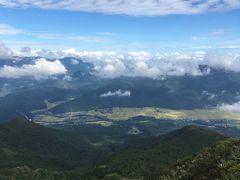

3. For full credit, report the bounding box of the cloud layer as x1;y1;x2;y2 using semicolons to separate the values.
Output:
11;46;240;79
0;0;240;16
0;58;67;79
2;41;240;79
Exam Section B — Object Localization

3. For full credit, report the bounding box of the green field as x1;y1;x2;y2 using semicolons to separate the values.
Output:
34;107;240;127
86;107;240;121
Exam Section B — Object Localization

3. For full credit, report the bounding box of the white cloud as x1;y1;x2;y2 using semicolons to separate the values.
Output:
0;41;13;59
100;89;131;97
0;58;67;79
4;45;240;79
0;24;23;35
94;58;127;78
63;75;72;81
0;83;12;97
88;51;208;78
18;47;63;59
76;51;240;78
218;102;240;113
0;0;239;16
204;52;240;72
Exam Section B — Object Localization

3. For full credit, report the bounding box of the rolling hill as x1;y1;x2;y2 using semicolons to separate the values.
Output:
89;125;225;179
0;119;227;179
0;118;100;169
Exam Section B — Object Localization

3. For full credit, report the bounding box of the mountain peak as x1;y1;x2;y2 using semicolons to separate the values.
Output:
167;125;224;137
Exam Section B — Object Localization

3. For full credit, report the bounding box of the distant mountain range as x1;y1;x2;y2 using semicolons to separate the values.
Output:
51;70;240;113
1;57;240;122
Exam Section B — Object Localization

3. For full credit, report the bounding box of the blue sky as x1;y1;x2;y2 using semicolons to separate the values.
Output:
0;0;240;52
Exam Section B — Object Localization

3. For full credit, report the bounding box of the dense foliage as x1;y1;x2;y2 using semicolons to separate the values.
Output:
88;125;225;179
160;138;240;180
1;119;238;180
0;119;103;169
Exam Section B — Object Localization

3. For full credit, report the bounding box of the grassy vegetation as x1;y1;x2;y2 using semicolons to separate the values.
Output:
87;107;240;121
34;107;240;128
31;98;74;114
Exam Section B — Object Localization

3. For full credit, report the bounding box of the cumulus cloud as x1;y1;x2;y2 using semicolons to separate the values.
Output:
13;47;240;79
5;45;240;79
89;51;209;78
0;41;13;59
17;47;79;59
85;51;240;78
218;102;240;113
100;89;131;97
0;58;67;79
204;52;240;72
17;47;70;59
94;58;127;78
0;0;239;16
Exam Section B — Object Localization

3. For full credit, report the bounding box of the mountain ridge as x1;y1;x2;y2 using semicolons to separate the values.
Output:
0;119;227;179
